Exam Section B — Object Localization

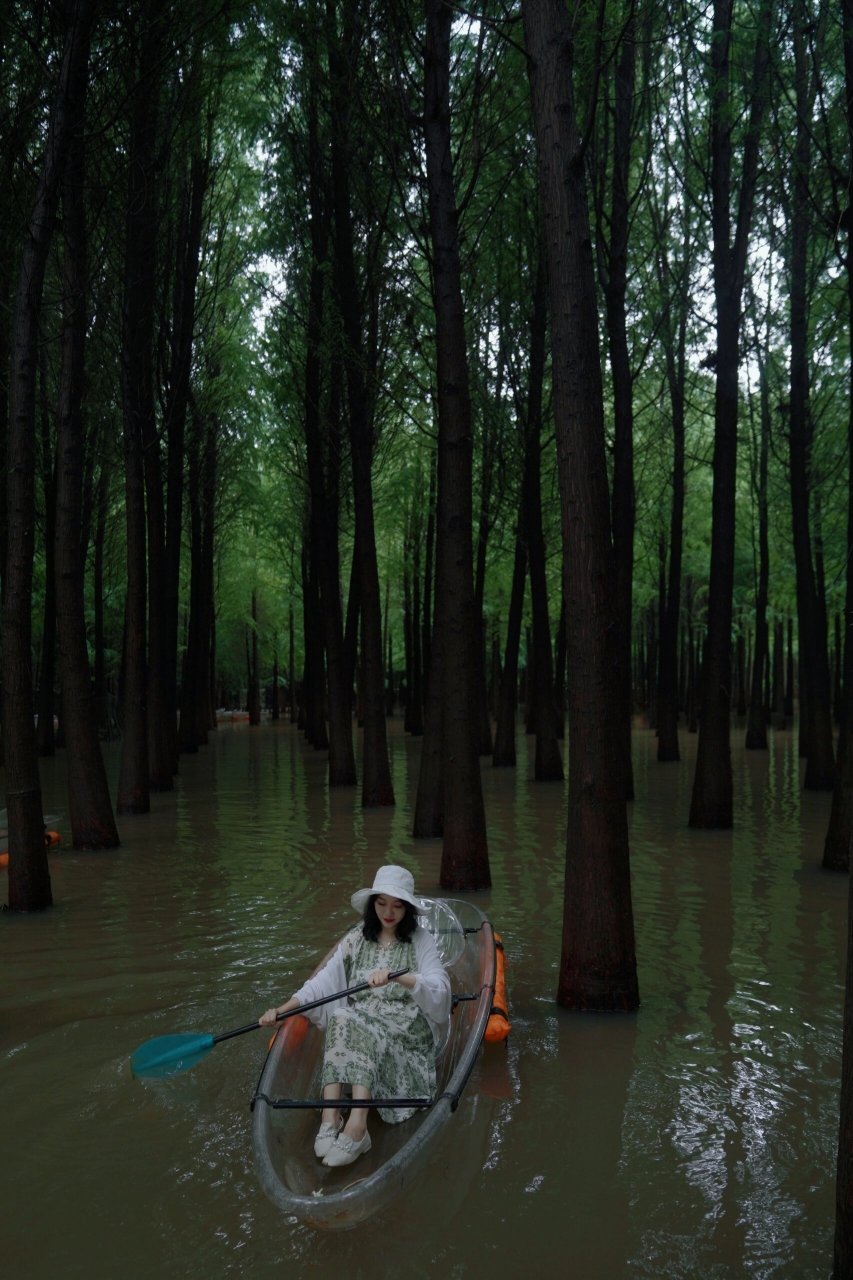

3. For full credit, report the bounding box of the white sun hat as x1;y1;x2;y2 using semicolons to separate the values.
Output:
350;864;422;914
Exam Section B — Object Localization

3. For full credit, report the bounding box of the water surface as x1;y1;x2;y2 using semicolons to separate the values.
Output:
0;720;844;1278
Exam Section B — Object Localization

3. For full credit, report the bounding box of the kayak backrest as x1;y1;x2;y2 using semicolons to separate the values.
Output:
415;898;466;968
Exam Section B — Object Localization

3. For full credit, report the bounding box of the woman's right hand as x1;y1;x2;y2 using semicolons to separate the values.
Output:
259;1007;279;1026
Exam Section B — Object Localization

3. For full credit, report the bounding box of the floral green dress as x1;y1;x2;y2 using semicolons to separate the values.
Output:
320;930;436;1123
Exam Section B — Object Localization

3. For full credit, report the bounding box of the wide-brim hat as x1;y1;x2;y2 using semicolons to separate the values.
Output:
351;864;422;914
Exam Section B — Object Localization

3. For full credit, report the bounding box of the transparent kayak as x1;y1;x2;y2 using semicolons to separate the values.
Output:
250;898;496;1229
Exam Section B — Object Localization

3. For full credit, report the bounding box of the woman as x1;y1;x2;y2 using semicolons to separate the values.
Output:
259;865;451;1168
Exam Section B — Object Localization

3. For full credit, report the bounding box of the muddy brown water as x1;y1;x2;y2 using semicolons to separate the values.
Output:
0;720;844;1278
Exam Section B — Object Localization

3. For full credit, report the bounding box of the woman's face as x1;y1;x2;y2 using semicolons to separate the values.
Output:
374;895;406;931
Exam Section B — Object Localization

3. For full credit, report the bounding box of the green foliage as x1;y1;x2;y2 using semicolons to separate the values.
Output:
4;0;851;711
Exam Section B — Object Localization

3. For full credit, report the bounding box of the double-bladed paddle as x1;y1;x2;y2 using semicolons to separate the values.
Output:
130;967;410;1079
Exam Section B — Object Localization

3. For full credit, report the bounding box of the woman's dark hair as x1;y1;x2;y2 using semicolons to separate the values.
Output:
361;895;418;944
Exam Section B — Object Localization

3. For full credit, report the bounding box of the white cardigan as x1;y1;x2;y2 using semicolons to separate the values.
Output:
291;925;452;1046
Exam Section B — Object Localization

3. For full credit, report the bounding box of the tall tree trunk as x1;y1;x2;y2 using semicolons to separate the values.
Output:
832;11;853;1270
523;0;637;1009
198;412;217;734
554;592;566;737
524;252;562;781
178;406;216;752
421;0;489;887
162;140;209;776
421;451;436;697
653;175;689;762
303;59;355;784
745;309;771;750
413;454;439;834
118;0;166;814
0;7;19;690
327;0;393;807
3;0;94;909
148;50;207;788
143;364;171;787
36;353;57;757
824;0;853;876
772;618;787;727
473;364;495;758
248;591;261;725
300;531;328;749
288;603;296;724
689;0;771;828
492;511;526;768
788;5;835;789
271;649;280;721
92;458;112;736
601;2;636;798
54;9;119;849
403;498;424;736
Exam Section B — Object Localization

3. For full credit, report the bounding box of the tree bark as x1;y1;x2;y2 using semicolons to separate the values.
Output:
473;374;495;758
601;2;636;798
299;532;328;749
833;15;853;1267
523;0;637;1009
92;457;113;736
403;498;424;736
303;57;355;784
178;405;217;752
54;6;119;848
523;251;562;781
652;148;690;762
118;0;167;814
689;0;771;828
327;0;393;806
492;510;526;767
413;450;441;837
248;591;261;725
36;351;57;757
745;311;771;751
824;0;853;876
788;4;835;790
161;134;209;777
3;0;95;909
421;0;489;887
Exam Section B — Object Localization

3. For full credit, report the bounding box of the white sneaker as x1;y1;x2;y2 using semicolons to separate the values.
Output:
322;1129;372;1167
313;1121;341;1159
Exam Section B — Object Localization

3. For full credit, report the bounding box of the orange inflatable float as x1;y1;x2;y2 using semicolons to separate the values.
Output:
0;830;60;870
485;933;511;1043
268;1011;310;1052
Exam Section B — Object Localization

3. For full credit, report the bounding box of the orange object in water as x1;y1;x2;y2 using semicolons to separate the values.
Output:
485;933;511;1043
0;830;61;870
268;1011;310;1052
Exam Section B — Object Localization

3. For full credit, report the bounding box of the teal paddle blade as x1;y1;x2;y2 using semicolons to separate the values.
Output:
131;1032;216;1079
130;969;410;1082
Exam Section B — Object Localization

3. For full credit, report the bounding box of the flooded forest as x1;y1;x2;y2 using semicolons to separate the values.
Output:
3;1;853;1275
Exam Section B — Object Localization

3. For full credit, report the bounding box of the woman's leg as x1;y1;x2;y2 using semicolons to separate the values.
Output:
321;1082;343;1127
342;1084;371;1140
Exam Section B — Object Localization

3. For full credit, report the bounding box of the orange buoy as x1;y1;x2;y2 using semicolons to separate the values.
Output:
485;933;511;1043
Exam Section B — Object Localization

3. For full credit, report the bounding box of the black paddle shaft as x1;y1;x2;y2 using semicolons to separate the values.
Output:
214;967;411;1045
